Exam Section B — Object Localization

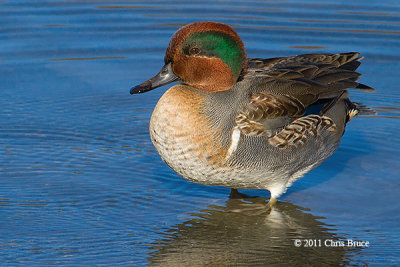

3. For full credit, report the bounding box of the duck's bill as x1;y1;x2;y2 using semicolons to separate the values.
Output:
130;62;179;94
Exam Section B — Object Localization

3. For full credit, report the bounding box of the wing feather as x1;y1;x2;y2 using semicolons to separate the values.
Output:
235;52;374;147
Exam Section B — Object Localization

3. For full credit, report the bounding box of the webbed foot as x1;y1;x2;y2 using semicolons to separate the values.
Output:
229;196;278;215
229;188;257;199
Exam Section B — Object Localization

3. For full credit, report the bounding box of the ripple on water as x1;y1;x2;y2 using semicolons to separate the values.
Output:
1;0;400;265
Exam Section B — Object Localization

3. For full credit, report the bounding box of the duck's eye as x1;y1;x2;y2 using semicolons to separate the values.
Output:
189;47;201;55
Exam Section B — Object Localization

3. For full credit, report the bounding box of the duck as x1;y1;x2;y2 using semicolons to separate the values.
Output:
130;21;374;208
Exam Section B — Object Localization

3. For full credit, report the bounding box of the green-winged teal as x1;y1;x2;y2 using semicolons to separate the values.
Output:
130;21;374;207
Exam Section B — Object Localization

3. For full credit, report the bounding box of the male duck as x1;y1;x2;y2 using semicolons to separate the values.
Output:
131;21;374;207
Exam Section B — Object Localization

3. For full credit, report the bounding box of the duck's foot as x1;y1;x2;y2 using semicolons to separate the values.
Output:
229;188;258;199
230;197;278;215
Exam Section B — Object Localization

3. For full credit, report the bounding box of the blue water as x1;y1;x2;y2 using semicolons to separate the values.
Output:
1;0;400;265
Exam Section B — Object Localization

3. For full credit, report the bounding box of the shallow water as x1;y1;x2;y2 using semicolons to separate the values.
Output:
1;0;400;265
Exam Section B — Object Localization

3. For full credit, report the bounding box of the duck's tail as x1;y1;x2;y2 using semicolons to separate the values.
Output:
353;102;377;116
344;100;377;123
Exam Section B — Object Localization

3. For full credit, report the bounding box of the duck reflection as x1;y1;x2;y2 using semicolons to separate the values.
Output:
148;198;358;266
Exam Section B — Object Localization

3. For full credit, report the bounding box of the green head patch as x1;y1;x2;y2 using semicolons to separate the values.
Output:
181;31;245;77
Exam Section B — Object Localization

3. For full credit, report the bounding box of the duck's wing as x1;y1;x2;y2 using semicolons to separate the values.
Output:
236;52;374;148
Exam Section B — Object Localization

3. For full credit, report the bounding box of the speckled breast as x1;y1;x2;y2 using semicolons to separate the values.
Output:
149;85;240;187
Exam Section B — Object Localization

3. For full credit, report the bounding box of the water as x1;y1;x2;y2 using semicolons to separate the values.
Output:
1;0;399;265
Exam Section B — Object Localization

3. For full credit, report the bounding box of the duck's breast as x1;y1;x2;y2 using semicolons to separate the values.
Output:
149;85;238;185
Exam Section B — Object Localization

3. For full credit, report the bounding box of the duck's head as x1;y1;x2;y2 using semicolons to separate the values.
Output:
130;21;247;94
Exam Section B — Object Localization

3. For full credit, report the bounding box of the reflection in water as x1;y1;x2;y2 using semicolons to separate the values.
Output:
148;198;359;266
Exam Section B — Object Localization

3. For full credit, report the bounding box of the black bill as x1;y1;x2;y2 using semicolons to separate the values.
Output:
130;62;179;94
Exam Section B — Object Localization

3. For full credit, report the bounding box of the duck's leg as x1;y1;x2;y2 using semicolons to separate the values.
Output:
229;188;253;199
230;193;277;215
266;197;277;209
266;186;285;209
